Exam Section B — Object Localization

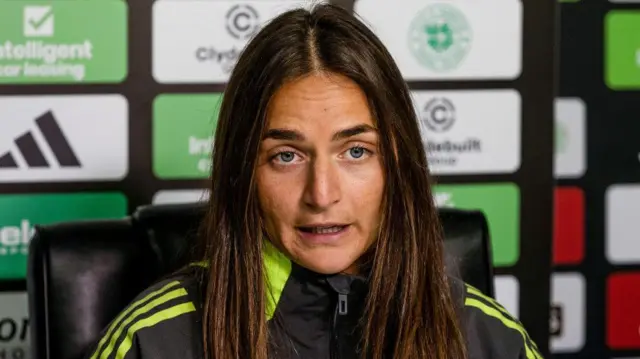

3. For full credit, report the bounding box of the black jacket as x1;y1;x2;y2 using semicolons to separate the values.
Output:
84;244;543;359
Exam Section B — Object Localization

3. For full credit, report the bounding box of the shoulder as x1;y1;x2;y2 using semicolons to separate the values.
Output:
84;270;204;359
449;277;544;359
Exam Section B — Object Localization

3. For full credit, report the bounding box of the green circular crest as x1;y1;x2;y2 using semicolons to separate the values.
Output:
408;3;473;72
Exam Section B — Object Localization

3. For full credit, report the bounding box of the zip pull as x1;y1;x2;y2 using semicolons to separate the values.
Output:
338;293;348;315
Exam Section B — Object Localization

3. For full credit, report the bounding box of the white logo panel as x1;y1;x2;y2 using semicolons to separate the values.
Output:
412;89;521;175
494;275;519;318
554;98;586;179
0;293;30;359
153;189;210;205
550;273;585;353
606;184;640;264
354;0;523;80
153;0;325;83
0;95;128;182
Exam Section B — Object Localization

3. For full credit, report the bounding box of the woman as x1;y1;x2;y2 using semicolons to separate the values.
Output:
85;3;543;359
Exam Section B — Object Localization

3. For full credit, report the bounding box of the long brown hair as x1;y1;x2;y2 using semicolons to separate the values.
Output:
195;3;467;359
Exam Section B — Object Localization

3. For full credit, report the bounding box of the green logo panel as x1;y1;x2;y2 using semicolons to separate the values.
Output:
153;93;223;179
605;11;640;89
0;0;127;84
0;192;127;279
434;183;520;267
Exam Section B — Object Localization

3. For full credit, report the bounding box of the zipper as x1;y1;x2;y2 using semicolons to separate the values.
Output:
338;293;348;315
331;293;349;359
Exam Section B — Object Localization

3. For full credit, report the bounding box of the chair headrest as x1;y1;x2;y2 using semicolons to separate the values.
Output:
27;218;159;359
132;202;208;272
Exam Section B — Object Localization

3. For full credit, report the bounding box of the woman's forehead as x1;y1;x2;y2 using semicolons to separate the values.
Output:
265;73;375;130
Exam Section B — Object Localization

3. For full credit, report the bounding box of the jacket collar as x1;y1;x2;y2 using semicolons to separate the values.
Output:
263;240;369;321
191;240;369;320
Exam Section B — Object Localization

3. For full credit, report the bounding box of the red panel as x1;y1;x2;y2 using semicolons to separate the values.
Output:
607;272;640;349
553;187;585;265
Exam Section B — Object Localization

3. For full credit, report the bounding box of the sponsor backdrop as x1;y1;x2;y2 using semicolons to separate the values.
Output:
552;0;640;359
0;0;557;358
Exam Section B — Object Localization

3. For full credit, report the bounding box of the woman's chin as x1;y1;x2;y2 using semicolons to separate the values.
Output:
282;240;369;275
296;254;358;275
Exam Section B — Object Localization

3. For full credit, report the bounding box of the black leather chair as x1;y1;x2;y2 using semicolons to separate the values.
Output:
27;203;493;359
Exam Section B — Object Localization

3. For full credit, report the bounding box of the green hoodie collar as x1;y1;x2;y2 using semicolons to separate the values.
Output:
263;240;293;320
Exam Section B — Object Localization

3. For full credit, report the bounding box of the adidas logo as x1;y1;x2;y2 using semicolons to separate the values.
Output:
0;110;81;169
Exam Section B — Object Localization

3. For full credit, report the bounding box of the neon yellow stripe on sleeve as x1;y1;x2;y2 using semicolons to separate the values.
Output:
99;288;189;359
89;281;181;359
115;302;197;359
465;297;538;359
465;284;543;359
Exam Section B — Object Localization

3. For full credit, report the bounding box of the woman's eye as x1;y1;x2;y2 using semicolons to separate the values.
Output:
349;147;364;158
347;146;369;159
275;151;296;163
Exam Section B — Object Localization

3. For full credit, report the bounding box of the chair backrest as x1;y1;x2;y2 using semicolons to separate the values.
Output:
27;203;493;359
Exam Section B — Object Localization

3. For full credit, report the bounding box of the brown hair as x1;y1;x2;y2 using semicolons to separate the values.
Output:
195;3;467;359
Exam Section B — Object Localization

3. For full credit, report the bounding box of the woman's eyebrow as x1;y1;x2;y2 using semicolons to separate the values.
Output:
263;128;305;141
262;124;377;142
331;124;377;141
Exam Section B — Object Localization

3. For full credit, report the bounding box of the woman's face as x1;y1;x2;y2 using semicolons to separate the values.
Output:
256;72;385;275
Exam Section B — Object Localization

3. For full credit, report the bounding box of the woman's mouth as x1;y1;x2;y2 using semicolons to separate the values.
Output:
298;225;347;234
296;224;351;243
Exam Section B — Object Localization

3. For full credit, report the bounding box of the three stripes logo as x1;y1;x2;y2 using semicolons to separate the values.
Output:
0;110;81;170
